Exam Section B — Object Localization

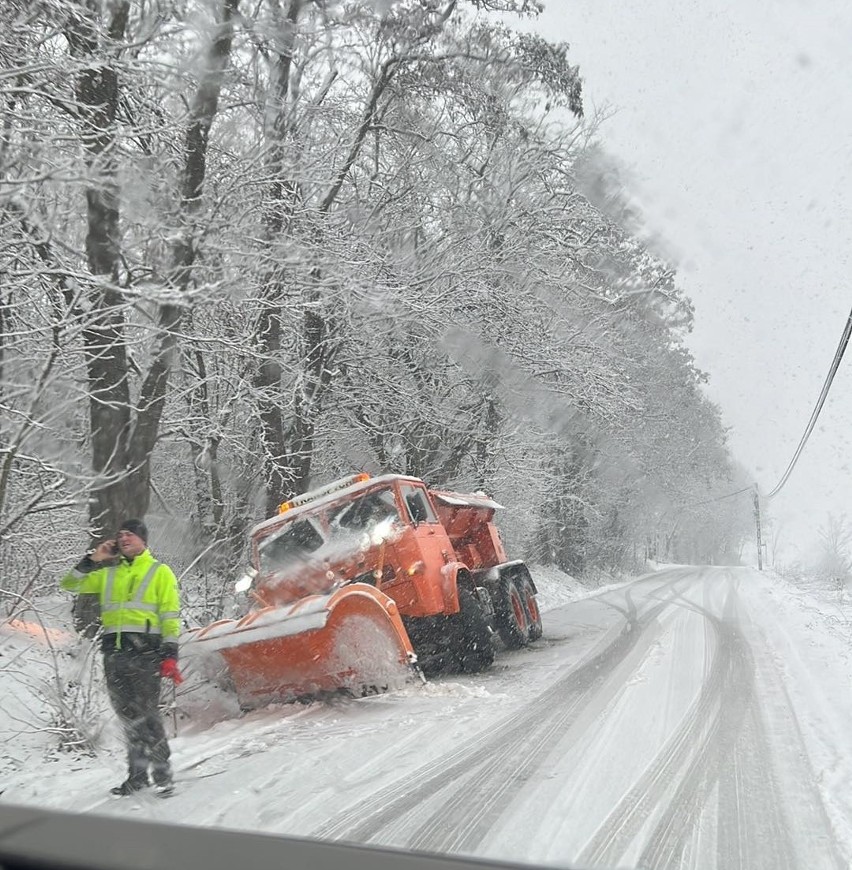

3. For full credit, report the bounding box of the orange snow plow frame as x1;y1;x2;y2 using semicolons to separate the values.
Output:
184;583;416;710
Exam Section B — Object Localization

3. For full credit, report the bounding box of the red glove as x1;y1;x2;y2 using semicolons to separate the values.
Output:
160;658;183;684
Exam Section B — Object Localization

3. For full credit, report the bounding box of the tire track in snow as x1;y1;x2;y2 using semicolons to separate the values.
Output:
574;582;741;868
577;570;841;870
712;701;795;870
313;575;690;846
404;608;667;854
634;590;767;869
644;592;793;868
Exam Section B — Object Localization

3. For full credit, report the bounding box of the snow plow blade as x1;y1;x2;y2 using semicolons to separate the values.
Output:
183;584;417;710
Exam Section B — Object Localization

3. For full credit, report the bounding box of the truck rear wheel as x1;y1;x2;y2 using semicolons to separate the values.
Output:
495;576;529;649
520;575;543;641
453;587;495;672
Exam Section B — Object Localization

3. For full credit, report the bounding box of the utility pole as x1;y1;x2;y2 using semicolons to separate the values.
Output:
753;486;763;571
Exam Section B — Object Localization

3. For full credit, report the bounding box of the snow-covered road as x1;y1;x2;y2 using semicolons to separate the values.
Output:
4;566;851;869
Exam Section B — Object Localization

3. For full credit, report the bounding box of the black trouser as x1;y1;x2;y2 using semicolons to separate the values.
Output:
103;649;170;781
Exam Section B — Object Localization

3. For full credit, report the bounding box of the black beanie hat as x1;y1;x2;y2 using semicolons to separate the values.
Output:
118;518;148;543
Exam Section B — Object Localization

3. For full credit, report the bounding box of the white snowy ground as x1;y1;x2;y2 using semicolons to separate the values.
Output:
2;564;851;870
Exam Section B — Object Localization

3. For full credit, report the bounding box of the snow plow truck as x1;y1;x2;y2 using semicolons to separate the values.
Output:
183;473;542;709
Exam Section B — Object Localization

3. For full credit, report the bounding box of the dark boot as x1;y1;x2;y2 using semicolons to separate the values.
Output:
110;772;149;796
111;746;149;796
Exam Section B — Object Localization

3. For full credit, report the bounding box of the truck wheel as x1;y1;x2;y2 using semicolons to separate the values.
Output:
454;587;495;673
495;576;529;649
520;576;543;641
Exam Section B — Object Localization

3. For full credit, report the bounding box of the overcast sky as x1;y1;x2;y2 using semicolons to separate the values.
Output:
531;0;852;563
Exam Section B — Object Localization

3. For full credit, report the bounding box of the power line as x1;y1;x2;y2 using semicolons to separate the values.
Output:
655;305;851;569
676;485;753;511
766;305;852;500
669;303;852;534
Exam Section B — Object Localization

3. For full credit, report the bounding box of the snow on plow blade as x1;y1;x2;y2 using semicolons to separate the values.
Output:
184;584;416;710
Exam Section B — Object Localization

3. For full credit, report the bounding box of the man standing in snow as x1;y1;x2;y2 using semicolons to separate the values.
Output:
61;519;182;796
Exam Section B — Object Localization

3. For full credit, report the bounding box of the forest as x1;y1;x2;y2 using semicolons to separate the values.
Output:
0;0;753;622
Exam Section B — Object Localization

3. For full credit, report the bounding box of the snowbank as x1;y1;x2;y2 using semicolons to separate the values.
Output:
736;568;852;858
530;562;636;612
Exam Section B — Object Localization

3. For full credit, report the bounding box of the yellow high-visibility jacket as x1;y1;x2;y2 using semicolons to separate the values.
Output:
61;549;180;651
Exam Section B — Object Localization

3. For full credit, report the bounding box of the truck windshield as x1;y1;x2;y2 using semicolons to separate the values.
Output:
258;518;325;573
328;488;400;532
258;488;400;576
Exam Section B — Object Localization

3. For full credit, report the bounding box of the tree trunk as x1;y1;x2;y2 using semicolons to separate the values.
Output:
255;0;303;515
66;1;132;536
